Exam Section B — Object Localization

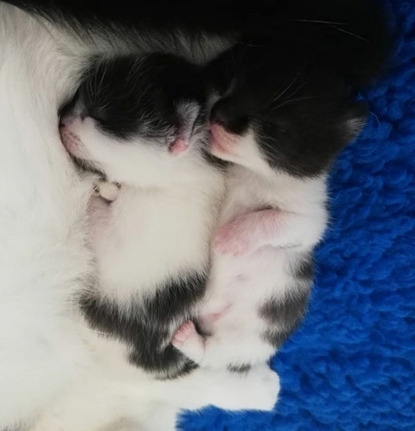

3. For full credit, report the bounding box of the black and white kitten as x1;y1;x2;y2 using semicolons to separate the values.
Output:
59;52;222;378
172;43;369;369
171;0;390;369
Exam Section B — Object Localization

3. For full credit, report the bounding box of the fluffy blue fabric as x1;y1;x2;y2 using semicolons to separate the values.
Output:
181;1;415;429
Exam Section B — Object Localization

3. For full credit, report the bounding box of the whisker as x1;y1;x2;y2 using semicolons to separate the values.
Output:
271;95;329;111
293;19;369;42
271;72;302;105
238;41;271;48
329;24;369;42
369;111;381;128
97;63;109;96
276;82;306;107
293;19;347;25
253;127;278;161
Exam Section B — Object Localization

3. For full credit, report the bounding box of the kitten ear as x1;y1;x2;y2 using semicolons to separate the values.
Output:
342;101;368;143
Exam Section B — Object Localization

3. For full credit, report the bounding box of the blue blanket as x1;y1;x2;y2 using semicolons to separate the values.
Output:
181;1;415;429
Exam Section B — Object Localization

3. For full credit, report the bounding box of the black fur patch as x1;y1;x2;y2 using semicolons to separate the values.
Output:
61;53;205;142
205;0;391;178
6;1;389;50
292;253;314;281
208;43;369;177
260;284;310;348
262;329;292;348
80;272;207;378
9;1;391;80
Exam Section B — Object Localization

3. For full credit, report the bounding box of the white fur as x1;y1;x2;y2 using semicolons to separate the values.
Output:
29;328;279;431
0;5;278;430
0;4;97;427
91;180;222;303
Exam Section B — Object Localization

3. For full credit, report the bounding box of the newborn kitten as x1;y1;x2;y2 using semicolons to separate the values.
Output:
173;44;367;369
60;52;224;379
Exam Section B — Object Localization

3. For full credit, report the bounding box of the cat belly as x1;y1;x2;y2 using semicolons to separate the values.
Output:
207;248;290;306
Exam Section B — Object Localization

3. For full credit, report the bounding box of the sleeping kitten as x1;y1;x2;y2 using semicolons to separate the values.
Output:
172;44;368;369
59;52;222;379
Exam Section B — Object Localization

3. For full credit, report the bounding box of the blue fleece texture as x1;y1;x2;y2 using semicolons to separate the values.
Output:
180;0;415;429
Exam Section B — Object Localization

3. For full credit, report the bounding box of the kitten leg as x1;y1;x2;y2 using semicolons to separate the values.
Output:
31;366;279;430
144;364;279;412
215;209;325;256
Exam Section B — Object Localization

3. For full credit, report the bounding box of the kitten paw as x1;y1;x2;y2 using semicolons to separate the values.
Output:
172;321;205;363
172;321;196;347
229;365;280;411
214;365;279;411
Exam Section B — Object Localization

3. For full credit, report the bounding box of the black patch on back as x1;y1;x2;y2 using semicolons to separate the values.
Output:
80;272;207;378
228;364;252;373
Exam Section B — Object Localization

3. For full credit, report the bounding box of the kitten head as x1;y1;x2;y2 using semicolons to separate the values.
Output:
206;45;367;178
59;53;209;188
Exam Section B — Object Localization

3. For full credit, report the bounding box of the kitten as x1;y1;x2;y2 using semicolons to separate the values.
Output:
59;52;223;378
172;43;368;370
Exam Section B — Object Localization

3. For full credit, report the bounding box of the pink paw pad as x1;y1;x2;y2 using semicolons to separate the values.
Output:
172;321;196;347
